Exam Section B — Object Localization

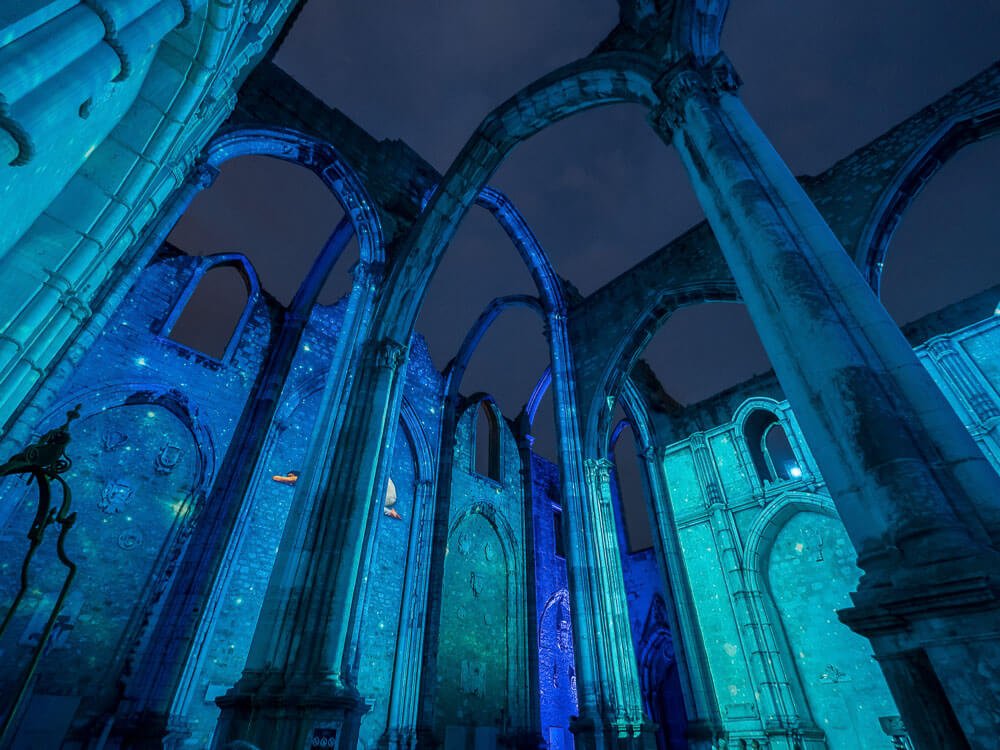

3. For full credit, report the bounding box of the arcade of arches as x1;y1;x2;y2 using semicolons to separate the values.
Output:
0;3;998;750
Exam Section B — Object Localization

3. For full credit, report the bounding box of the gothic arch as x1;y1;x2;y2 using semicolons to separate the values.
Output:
742;492;838;577
38;382;218;495
459;395;508;483
743;492;900;748
635;594;686;750
441;499;530;731
586;286;739;460
399;397;436;485
157;252;261;363
731;397;811;490
0;384;218;727
373;51;660;343
202;125;384;265
855;100;1000;293
475;188;566;314
445;294;546;405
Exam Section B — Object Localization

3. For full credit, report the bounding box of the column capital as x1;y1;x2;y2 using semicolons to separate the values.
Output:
352;260;385;290
924;334;957;361
649;53;742;135
190;160;219;190
369;337;408;372
583;456;615;484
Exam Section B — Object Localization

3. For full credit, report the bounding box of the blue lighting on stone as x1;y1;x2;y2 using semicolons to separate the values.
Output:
0;7;997;749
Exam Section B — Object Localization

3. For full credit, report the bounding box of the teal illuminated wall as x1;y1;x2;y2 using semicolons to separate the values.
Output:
654;305;1000;748
434;400;531;744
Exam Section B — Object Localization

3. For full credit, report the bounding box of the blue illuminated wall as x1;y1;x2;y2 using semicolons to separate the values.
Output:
2;236;999;750
0;247;275;746
530;454;578;750
0;248;447;748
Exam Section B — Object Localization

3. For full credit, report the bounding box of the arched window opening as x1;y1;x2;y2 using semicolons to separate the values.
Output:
763;422;798;481
552;508;565;559
168;265;249;359
474;402;502;482
744;409;799;485
611;415;653;552
168;155;348;307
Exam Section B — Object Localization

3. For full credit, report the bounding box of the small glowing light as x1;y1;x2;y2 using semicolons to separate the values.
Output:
788;465;803;479
303;344;311;351
234;597;243;606
146;411;155;418
135;357;147;367
84;144;96;158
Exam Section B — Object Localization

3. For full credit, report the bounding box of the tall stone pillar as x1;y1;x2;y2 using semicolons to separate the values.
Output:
636;445;720;747
547;314;657;750
212;335;408;750
380;477;435;750
650;55;1000;748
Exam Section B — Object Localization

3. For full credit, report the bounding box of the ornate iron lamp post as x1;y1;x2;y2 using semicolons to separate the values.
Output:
0;405;81;743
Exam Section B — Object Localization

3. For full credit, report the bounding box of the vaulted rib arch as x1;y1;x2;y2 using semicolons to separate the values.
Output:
373;51;660;342
203;125;383;265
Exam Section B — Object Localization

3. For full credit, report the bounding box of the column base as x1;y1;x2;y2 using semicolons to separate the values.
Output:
570;714;658;750
839;566;1000;749
212;673;371;750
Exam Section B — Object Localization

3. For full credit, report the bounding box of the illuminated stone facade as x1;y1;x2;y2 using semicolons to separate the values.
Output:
2;3;1000;750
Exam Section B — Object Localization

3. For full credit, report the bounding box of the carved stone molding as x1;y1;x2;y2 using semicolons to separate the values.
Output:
584;456;614;485
371;338;407;372
649;53;742;136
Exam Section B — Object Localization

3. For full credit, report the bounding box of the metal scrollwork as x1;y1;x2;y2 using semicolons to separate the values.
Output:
0;405;81;742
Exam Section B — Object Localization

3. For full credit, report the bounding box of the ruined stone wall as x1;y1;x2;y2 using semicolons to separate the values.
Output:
435;401;531;744
654;303;1000;748
0;250;275;745
0;251;450;748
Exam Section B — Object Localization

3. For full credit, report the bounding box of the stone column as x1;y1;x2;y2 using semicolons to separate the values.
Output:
637;445;721;747
213;335;408;750
380;477;435;750
115;217;355;748
650;55;1000;748
691;433;813;746
547;314;657;750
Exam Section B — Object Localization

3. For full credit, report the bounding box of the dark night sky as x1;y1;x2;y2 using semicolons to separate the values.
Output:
168;2;1000;544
